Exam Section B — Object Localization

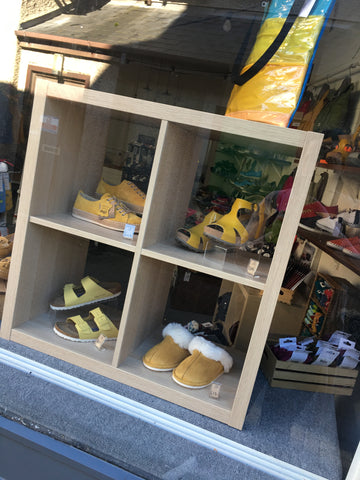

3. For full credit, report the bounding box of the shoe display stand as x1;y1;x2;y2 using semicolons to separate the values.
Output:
0;80;324;430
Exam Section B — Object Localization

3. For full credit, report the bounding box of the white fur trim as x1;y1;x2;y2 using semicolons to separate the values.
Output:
188;336;233;372
162;323;194;349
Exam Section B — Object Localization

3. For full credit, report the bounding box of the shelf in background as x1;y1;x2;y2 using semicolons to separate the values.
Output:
297;226;360;276
142;241;270;289
30;214;138;252
316;162;360;174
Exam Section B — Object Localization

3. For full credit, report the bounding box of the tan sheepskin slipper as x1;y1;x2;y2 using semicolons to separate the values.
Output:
172;336;233;389
143;323;194;371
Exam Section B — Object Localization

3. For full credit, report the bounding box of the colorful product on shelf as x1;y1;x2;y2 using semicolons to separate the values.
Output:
143;323;194;371
313;277;333;312
143;323;233;389
72;191;141;232
50;276;122;311
203;197;268;247
301;299;325;336
53;307;119;342
96;179;146;214
175;210;223;253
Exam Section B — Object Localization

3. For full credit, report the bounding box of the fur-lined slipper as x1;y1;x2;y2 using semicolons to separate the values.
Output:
143;323;194;371
172;336;233;389
175;210;223;253
50;276;121;311
53;307;119;342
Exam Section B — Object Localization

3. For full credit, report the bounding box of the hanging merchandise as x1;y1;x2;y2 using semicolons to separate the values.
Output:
312;76;354;136
225;0;336;127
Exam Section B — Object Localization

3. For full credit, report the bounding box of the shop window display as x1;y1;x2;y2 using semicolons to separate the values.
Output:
0;79;326;433
1;0;360;476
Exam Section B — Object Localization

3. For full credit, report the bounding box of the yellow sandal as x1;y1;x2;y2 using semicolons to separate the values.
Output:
53;307;119;342
176;210;223;253
203;198;265;247
50;276;121;311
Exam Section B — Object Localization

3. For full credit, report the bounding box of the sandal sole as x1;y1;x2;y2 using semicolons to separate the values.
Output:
53;325;117;342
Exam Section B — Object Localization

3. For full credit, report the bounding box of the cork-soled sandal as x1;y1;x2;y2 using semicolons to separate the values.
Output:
203;198;264;247
53;307;119;342
175;210;223;253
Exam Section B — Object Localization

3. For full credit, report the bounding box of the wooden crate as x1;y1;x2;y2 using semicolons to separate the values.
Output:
261;343;358;396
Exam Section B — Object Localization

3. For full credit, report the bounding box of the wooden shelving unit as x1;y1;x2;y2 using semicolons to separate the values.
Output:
0;80;323;430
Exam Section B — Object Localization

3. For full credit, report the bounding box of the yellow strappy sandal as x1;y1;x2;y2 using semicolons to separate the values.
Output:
203;198;265;247
175;210;223;253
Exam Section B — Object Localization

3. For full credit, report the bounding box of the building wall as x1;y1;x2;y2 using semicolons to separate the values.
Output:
19;0;67;23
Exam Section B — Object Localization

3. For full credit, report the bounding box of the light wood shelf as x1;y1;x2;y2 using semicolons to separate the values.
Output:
0;80;324;430
141;242;270;289
30;214;138;252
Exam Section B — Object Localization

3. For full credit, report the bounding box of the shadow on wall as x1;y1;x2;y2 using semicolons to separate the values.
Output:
57;0;111;15
0;82;27;172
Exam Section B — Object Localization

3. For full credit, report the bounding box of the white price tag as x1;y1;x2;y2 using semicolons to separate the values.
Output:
95;334;108;351
247;258;259;276
209;382;221;399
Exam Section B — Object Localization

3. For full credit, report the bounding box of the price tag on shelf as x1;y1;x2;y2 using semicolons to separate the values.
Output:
247;258;259;276
123;224;136;239
209;382;221;399
95;334;108;351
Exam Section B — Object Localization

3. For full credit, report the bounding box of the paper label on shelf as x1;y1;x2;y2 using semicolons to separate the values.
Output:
209;382;221;399
95;334;108;351
123;224;136;239
42;115;59;134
